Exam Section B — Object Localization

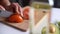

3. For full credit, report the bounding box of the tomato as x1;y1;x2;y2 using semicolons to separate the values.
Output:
23;6;30;20
8;14;23;23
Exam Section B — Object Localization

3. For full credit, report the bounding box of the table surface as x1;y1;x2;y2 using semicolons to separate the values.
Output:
51;8;60;23
0;8;60;34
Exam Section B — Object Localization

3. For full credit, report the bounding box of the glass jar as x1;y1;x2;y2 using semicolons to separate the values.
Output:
29;0;51;34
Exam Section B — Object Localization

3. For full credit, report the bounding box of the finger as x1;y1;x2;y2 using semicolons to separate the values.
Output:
11;3;18;13
0;5;5;10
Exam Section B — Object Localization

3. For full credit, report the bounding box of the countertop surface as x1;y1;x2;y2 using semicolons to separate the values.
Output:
51;8;60;23
0;23;29;34
0;8;60;34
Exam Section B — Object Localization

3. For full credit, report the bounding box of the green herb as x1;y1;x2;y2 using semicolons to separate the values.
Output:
58;22;60;26
57;22;60;30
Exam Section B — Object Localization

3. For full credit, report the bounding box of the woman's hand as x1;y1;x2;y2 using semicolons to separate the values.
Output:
11;3;22;14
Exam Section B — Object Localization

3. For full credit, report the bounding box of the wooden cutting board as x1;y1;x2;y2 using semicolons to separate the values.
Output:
0;17;29;32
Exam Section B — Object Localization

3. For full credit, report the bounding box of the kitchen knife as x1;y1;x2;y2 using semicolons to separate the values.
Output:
0;10;13;17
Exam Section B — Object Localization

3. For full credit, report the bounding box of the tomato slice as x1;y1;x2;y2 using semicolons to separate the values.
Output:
8;14;23;23
23;6;30;20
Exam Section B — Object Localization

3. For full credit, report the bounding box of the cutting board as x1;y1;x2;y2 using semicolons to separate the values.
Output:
0;17;29;32
0;10;29;32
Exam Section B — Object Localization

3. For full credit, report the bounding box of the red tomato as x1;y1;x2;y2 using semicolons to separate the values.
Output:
8;14;23;23
23;6;30;20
